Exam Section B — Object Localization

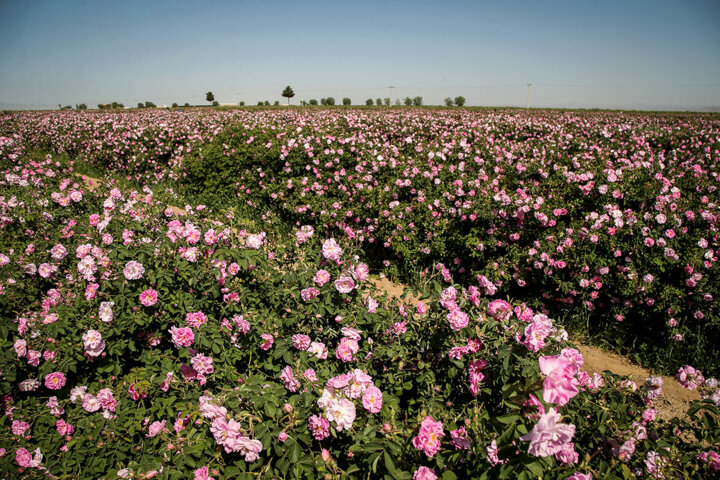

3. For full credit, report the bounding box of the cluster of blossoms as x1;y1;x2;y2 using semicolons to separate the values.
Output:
335;326;363;363
70;385;117;418
676;365;704;390
321;238;343;262
291;333;328;359
316;369;383;433
412;416;445;458
295;225;314;244
184;352;214;385
438;287;469;330
516;312;556;353
199;395;263;462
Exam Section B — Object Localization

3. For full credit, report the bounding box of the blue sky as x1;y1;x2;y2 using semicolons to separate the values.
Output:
1;0;719;110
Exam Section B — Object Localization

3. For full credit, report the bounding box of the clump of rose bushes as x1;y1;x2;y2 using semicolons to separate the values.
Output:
1;145;719;478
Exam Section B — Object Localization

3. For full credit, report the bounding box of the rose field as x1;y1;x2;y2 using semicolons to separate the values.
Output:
0;108;719;479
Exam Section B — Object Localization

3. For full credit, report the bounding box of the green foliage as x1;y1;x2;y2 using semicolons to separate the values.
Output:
454;96;466;106
366;99;374;106
206;91;215;103
2;110;720;480
343;97;352;106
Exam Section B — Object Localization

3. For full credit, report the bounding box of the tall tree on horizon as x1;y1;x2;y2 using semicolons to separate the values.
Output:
282;86;295;105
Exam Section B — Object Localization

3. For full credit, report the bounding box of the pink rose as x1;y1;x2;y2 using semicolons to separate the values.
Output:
520;408;576;457
362;386;383;413
44;372;66;390
169;326;194;348
139;288;158;307
412;416;444;458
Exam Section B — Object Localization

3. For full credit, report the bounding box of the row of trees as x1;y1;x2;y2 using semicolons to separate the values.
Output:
444;96;466;106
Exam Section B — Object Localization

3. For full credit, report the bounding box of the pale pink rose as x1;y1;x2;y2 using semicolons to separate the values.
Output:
362;386;383;413
413;466;437;480
447;309;469;330
123;261;145;280
314;269;331;286
321;238;343;261
146;420;166;438
539;355;580;406
300;287;320;301
334;274;355;293
520;408;576;457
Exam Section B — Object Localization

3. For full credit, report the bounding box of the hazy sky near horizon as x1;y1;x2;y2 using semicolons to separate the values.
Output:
1;0;719;110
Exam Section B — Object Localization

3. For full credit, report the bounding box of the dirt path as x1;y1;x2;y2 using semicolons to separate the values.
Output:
578;344;699;421
76;174;187;216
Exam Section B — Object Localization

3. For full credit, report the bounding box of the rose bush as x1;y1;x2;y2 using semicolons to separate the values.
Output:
1;110;719;479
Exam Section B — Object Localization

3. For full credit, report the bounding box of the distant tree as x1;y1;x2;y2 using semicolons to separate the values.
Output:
281;85;295;105
326;97;335;105
212;101;219;106
206;91;215;103
320;98;327;106
145;101;157;108
238;101;245;106
309;99;319;106
343;97;351;106
273;101;280;106
76;103;87;110
383;98;390;106
395;99;401;106
264;101;270;106
111;102;123;109
376;98;382;106
60;105;72;110
444;97;454;107
404;97;412;106
412;96;423;106
137;102;144;108
454;96;466;107
172;102;179;108
366;99;373;106
258;101;264;106
184;102;190;107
